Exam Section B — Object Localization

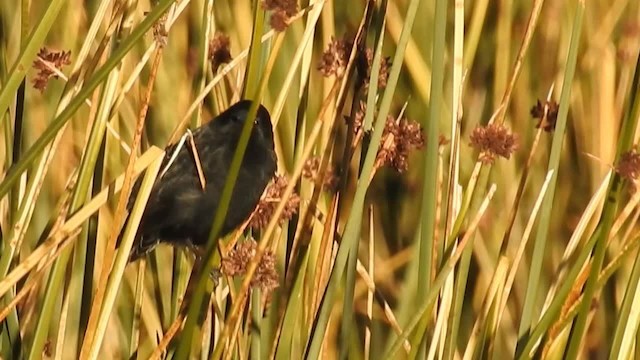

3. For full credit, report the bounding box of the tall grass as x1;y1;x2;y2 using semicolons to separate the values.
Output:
1;0;640;358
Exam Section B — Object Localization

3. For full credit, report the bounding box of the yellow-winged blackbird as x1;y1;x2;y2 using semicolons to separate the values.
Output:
123;100;276;260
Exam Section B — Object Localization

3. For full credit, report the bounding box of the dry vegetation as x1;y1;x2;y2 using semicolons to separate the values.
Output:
1;0;640;359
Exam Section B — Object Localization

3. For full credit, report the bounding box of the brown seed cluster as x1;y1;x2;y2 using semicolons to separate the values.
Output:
249;175;300;230
376;115;426;173
616;150;640;184
358;47;391;90
302;156;339;191
351;103;426;173
32;48;71;92
530;99;559;132
351;101;368;133
469;123;519;164
222;240;279;294
263;0;298;32
318;37;353;77
209;33;232;71
318;36;391;91
152;13;169;47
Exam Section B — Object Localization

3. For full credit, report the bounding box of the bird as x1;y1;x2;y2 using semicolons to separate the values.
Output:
121;100;277;261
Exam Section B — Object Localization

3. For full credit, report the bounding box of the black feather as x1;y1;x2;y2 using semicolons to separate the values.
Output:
121;100;277;261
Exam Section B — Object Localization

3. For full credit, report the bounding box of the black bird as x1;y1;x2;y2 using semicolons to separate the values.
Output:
123;100;277;261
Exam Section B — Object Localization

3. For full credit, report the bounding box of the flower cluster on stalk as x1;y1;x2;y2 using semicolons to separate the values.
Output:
32;48;71;92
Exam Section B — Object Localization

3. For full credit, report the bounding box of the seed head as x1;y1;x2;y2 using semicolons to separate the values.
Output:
222;240;279;294
376;115;426;172
263;0;298;32
318;37;353;77
249;175;300;230
469;123;519;164
32;48;71;92
530;99;559;132
302;156;339;191
152;13;169;47
616;150;640;184
358;48;391;90
209;33;232;71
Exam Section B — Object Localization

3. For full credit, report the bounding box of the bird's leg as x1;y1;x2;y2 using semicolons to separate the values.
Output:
187;242;222;287
209;268;222;287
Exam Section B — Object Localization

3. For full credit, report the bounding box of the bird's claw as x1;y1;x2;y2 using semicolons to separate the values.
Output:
210;268;222;287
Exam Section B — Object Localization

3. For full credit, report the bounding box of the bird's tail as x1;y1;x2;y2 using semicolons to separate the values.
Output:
115;212;155;262
115;175;154;262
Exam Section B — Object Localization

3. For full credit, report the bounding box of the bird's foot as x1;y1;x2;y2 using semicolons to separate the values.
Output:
186;244;222;286
209;268;222;287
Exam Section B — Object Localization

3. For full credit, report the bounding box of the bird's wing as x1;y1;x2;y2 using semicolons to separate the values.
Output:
135;133;231;239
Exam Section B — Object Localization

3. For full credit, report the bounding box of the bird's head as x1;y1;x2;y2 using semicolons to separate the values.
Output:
218;100;275;151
